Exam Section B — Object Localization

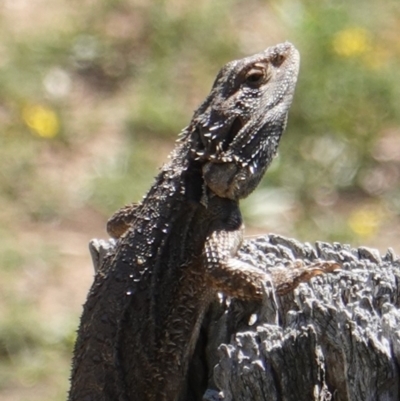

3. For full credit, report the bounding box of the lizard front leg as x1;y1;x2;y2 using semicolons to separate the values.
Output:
89;203;139;273
106;202;139;239
204;227;269;300
204;227;339;300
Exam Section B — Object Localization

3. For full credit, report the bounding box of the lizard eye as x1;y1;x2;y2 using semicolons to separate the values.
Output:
244;66;268;87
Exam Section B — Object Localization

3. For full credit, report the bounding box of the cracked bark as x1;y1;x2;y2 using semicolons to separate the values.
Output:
193;234;400;401
89;233;400;401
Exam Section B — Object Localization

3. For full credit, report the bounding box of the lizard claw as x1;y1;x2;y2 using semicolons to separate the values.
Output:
268;260;340;296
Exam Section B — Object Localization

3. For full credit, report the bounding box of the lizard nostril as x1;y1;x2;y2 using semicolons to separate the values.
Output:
271;53;286;67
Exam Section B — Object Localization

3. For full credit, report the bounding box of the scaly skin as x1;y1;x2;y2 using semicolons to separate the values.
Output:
69;43;334;401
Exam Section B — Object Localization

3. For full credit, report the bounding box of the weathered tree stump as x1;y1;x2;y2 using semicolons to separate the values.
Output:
196;234;400;401
89;234;400;401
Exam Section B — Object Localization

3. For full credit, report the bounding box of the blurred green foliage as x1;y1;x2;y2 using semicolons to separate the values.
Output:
1;0;400;399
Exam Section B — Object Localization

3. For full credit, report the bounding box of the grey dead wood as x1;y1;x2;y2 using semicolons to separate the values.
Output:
206;235;400;401
89;234;400;401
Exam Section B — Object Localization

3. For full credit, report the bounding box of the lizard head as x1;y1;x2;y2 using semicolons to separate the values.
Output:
186;42;300;200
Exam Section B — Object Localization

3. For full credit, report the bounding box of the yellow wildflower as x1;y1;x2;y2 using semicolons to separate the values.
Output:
333;27;371;58
348;206;383;238
22;104;59;138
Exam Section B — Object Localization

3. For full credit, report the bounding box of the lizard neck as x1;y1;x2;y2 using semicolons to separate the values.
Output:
115;142;240;399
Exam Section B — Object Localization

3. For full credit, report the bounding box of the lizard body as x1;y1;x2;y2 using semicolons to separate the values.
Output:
69;42;337;401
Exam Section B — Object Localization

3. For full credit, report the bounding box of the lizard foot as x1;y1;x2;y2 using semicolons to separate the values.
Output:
268;260;340;296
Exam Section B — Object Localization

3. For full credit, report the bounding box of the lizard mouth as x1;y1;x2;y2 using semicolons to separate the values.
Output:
221;116;243;152
196;116;244;160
